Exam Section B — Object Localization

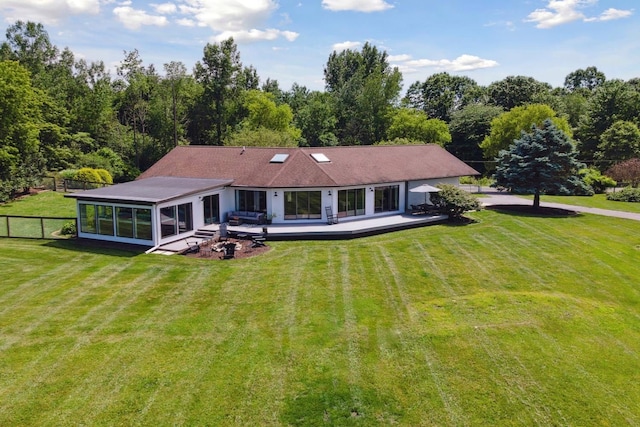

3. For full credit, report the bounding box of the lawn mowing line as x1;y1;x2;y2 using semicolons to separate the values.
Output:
470;326;555;425
460;232;546;287
377;245;416;322
0;261;137;353
339;246;365;412
0;261;94;318
369;246;409;325
411;241;459;297
528;322;639;424
423;347;468;426
1;266;174;419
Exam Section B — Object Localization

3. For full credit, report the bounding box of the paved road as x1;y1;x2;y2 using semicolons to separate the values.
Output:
477;191;640;222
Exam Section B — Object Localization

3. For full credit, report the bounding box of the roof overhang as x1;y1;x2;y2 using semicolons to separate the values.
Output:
65;176;234;204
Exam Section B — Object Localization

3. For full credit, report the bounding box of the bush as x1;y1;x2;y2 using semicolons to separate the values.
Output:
59;169;78;181
95;169;113;185
60;221;77;236
75;168;103;188
580;168;616;194
431;184;482;220
606;187;640;202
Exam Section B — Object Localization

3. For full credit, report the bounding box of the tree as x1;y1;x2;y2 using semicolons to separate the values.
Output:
564;66;606;93
576;79;640;163
295;91;337;147
386;108;450;146
447;104;503;174
192;38;244;145
430;184;481;221
0;60;43;200
487;75;552;110
480;104;572;160
404;72;482;122
493;120;589;208
324;42;402;145
606;158;640;187
238;89;301;142
595;120;640;169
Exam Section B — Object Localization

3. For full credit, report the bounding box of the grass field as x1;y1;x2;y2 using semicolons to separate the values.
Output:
0;194;639;425
520;192;640;213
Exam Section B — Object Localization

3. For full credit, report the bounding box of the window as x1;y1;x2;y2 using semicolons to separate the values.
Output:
236;190;266;212
203;194;220;224
79;203;151;241
284;191;322;219
116;207;133;238
177;203;193;234
374;185;399;213
96;205;114;235
338;188;365;217
79;204;96;234
135;208;152;240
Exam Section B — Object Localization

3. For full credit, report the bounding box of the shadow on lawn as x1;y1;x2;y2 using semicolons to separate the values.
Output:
486;204;582;218
44;238;146;258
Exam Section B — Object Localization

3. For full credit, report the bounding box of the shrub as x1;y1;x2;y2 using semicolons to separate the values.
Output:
75;168;102;188
59;169;78;181
60;221;77;236
606;187;640;202
431;184;482;220
95;169;113;185
580;168;616;194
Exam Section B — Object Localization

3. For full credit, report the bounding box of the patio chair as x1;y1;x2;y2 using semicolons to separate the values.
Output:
325;206;339;224
221;242;236;259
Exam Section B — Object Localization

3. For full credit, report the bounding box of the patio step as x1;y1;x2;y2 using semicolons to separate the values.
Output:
193;228;217;239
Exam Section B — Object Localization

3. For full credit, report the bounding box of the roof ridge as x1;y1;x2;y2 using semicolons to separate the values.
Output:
267;150;339;187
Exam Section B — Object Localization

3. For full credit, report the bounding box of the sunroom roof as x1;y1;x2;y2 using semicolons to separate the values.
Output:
65;177;234;204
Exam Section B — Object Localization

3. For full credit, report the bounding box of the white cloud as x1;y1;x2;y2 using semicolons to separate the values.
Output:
392;54;499;73
0;0;100;25
152;3;177;14
322;0;393;12
113;6;168;30
525;0;632;28
388;54;412;62
586;7;634;22
213;28;299;43
173;0;297;43
332;41;362;52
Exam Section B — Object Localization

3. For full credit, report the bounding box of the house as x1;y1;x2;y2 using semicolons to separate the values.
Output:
66;145;478;247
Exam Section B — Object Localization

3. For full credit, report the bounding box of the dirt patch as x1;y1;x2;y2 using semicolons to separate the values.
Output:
486;204;578;217
182;237;271;260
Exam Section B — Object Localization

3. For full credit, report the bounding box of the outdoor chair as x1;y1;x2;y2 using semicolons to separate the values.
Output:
185;241;200;254
325;206;339;224
221;242;236;259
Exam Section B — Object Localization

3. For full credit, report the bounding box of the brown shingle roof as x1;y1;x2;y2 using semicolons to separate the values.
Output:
137;145;478;188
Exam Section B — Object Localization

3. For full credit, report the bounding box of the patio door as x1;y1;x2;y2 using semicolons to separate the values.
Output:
203;194;220;224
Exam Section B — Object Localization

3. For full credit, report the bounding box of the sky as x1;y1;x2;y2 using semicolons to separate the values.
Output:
0;0;637;92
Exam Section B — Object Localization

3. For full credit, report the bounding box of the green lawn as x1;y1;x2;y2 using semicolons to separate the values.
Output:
0;202;639;425
519;192;640;213
0;192;76;238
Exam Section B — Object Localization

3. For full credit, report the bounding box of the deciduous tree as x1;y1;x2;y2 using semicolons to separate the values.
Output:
481;104;572;160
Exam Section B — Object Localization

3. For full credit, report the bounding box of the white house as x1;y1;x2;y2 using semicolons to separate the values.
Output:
66;145;478;247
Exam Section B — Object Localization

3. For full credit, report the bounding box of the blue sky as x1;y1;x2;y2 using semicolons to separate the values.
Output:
0;0;637;91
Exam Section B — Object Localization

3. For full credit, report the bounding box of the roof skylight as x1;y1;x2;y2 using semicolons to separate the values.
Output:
311;153;330;163
270;153;289;163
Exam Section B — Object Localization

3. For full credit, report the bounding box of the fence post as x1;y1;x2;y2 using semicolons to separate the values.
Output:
6;216;10;237
41;217;46;238
53;176;57;192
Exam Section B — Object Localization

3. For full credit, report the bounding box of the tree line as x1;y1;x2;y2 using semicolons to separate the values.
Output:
1;20;640;201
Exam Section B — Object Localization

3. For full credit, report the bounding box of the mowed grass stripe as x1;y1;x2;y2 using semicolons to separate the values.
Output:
0;209;639;425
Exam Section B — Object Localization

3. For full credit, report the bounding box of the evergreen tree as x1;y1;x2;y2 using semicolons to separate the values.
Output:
493;119;589;208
